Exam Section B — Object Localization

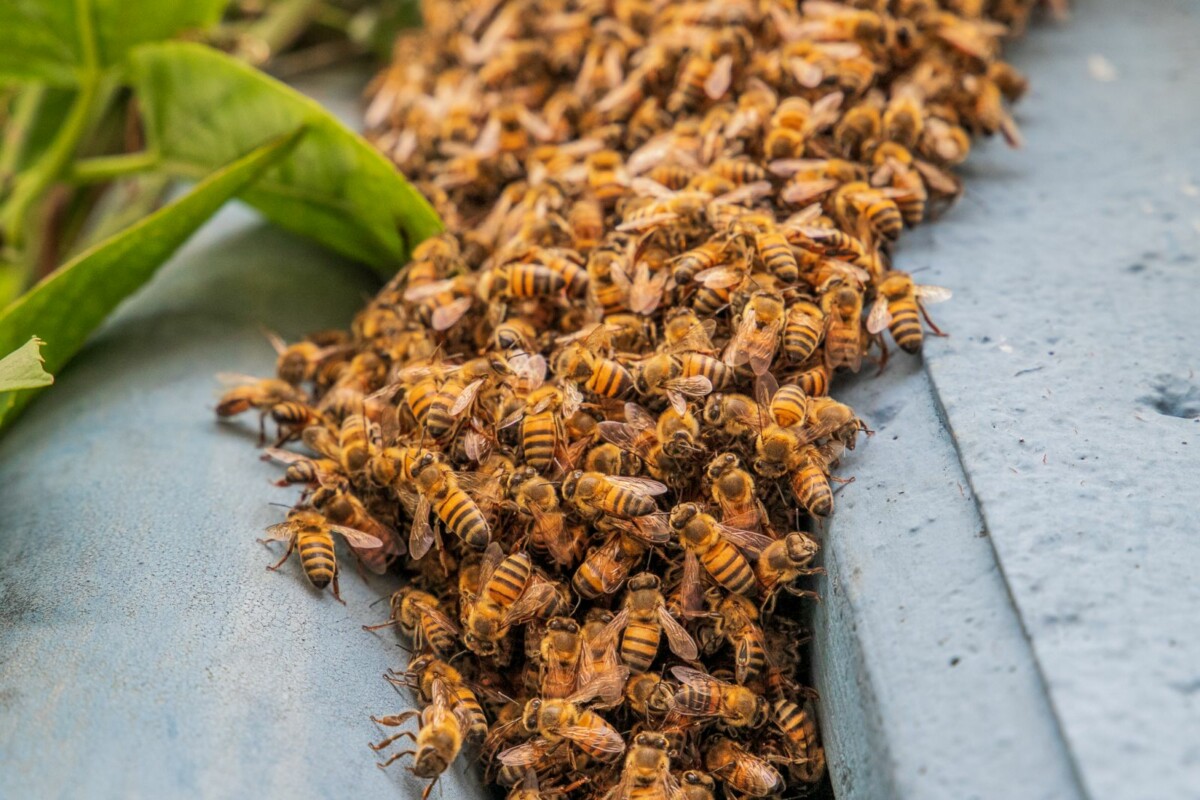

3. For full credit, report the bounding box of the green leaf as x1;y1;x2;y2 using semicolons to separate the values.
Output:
0;128;303;430
0;0;229;85
129;41;441;274
0;336;53;391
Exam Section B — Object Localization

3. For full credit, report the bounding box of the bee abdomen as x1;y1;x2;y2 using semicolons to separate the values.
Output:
620;621;662;673
298;532;336;588
487;553;532;605
794;468;833;517
436;490;490;549
521;413;558;471
702;544;757;596
585;360;634;398
681;353;733;390
866;201;903;240
888;302;923;353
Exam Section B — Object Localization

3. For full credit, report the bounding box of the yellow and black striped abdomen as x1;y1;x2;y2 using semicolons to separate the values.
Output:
769;385;808;428
297;529;337;588
521;411;559;472
733;630;767;684
434;485;490;549
508;264;566;298
603;485;657;518
420;615;458;657
693;285;733;317
887;298;923;353
585;359;634;398
485;552;533;607
798;364;830;397
758;232;799;283
792;465;832;517
425;386;455;439
784;314;823;363
681;353;733;390
701;542;757;596
573;711;623;762
865;199;903;241
339;415;370;473
620;620;662;673
452;687;488;745
406;376;440;427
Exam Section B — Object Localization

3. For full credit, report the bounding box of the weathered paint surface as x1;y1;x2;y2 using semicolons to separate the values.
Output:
816;2;1200;799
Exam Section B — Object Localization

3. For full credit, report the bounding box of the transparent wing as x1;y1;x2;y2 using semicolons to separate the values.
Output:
409;495;435;560
559;724;626;756
262;521;296;543
705;54;733;100
432;297;474;332
866;296;892;334
716;523;775;558
450;378;484;417
498;739;551;767
604;475;669;496
658;606;699;661
915;285;953;304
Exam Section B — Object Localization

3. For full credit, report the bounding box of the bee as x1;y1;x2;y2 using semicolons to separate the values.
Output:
634;353;714;416
804;395;868;448
669;503;773;597
714;594;768;685
789;442;847;518
598;403;702;490
678;770;718;800
507;468;573;566
706;453;763;531
266;331;345;386
670;240;727;285
866;270;952;353
538;616;584;700
371;677;464;799
603;572;699;673
407;451;493;557
756;533;822;598
704;736;784;797
215;375;310;441
555;327;636;400
463;543;562;658
261;509;382;602
309;476;402;574
833;101;881;159
773;697;826;787
481;262;568;301
624;673;676;723
364;586;460;658
493;317;540;353
702;393;762;444
795;361;832;397
819;276;867;372
396;654;490;747
768;384;809;429
608;731;680;800
520;385;569;473
570;196;605;253
562;470;666;521
832;181;904;242
725;291;786;376
604;313;658;352
572;531;647;600
667;48;733;115
587;150;631;206
782;300;826;364
499;682;627;768
670;666;770;729
585;441;642;476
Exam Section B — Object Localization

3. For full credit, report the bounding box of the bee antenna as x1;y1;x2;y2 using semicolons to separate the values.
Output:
267;501;294;510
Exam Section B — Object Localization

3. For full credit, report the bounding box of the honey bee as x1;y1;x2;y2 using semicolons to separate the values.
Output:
773;697;826;787
261;509;382;602
598;402;703;490
803;395;868;448
493;317;540;353
714;594;769;685
371;677;464;799
562;470;667;521
768;384;809;429
406;451;493;557
670;503;773;597
500;682;627;768
670;666;770;729
788;441;847;518
365;586;461;658
756;533;822;598
706;452;764;531
603;572;699;673
555;326;637;401
678;770;717;800
570;196;606;253
670;240;727;285
795;361;832;397
702;392;762;445
507;467;573;566
608;731;680;800
396;655;489;747
866;270;952;353
819;276;867;372
703;736;784;797
538;616;584;699
481;262;568;301
833;100;881;159
634;353;714;415
832;180;904;242
309;476;403;574
782;300;826;364
624;673;676;723
725;291;786;376
572;531;646;600
463;543;562;658
215;375;310;441
266;331;345;386
519;385;569;473
587;150;631;206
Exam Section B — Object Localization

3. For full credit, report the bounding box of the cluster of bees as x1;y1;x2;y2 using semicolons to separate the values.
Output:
217;0;1041;797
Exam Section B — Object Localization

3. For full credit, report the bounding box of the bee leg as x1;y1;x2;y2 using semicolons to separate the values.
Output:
256;412;268;447
876;334;890;375
376;749;415;768
369;730;416;750
918;301;947;337
372;711;419;728
331;571;346;605
783;585;822;603
421;777;440;800
265;537;296;571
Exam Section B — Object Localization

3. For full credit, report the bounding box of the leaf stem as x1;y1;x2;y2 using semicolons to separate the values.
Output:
0;86;47;183
68;151;161;184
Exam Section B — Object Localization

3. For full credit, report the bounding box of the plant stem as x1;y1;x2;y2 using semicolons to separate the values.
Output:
68;151;161;184
0;86;46;184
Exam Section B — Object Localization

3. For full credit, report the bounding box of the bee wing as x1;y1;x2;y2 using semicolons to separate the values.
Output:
693;266;745;289
414;598;463;637
913;160;962;196
717;181;772;205
657;606;699;661
499;739;552;767
329;524;383;550
568;665;631;707
617;212;680;233
263;329;289;356
300;426;341;460
517;107;555;142
866;295;892;335
509;352;548;386
476;541;506;590
403;278;459;302
559;724;626;756
630;267;669;316
782;178;839;205
666;319;718;353
263;447;308;465
716;523;775;558
782;204;824;228
705;54;733;100
449;378;484;417
679;550;706;619
811;90;844;117
214;372;267;389
915;285;953;304
592;607;630;648
530;505;570;565
502;581;559;626
665;375;713;398
432;296;474;332
631;513;672;545
755;372;779;407
498;407;526;430
409;495;436;560
262;522;296;543
473;116;501;157
605;475;669;497
464;428;492;463
766;158;828;178
598;421;651;455
623;401;657;431
730;751;784;790
561;381;583;418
